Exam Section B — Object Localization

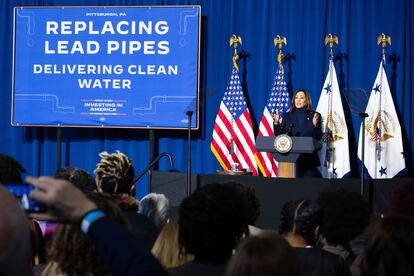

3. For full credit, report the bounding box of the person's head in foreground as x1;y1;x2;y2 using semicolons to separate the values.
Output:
178;183;248;264
54;166;97;192
151;220;194;269
317;188;370;249
361;215;414;276
278;199;321;247
0;185;32;275
225;230;301;276
94;150;135;196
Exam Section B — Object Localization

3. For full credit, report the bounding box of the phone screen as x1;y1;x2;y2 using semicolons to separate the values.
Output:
4;184;46;213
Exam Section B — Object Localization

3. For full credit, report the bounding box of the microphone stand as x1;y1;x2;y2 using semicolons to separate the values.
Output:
57;128;62;170
279;122;286;135
186;111;193;196
133;152;173;193
287;123;294;136
359;112;369;196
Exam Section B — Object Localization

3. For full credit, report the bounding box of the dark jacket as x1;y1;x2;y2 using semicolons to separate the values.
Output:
274;108;322;177
88;217;168;276
168;261;226;276
293;247;351;276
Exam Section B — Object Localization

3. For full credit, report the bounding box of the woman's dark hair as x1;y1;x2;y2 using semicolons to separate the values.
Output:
54;166;97;192
178;184;248;264
225;230;301;276
0;154;26;184
223;181;260;226
288;89;312;113
317;188;370;248
278;199;321;245
361;215;414;276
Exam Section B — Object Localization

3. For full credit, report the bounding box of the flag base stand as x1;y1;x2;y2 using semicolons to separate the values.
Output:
216;170;253;176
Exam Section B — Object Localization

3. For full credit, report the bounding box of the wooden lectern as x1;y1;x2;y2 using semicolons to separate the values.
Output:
255;136;321;178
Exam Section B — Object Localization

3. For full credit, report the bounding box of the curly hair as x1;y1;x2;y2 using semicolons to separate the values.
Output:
178;184;248;264
361;215;414;276
46;192;128;276
94;151;135;195
0;154;26;184
390;181;414;218
223;181;260;226
317;188;370;247
278;199;321;245
54;166;97;192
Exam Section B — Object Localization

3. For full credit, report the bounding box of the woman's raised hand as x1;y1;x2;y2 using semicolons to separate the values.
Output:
272;111;280;125
312;113;320;127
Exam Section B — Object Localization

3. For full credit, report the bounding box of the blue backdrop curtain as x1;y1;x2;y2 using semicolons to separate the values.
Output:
1;0;413;198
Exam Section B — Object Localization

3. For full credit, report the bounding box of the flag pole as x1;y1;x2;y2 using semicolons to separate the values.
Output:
375;33;391;172
229;35;242;159
323;34;338;171
359;112;368;195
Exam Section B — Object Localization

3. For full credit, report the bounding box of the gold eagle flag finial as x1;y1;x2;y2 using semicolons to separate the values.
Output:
324;34;339;58
324;34;339;49
274;35;287;71
230;34;242;71
377;33;391;49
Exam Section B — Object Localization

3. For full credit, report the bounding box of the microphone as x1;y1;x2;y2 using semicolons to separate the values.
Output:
287;123;294;136
280;121;286;134
186;111;193;116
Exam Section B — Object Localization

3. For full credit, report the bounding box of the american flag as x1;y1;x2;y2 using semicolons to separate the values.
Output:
371;126;381;142
255;66;290;177
211;67;258;175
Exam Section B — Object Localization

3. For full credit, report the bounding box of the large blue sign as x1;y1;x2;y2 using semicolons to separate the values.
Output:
12;6;200;129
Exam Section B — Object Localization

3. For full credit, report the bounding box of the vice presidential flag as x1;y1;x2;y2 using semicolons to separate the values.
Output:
211;67;258;175
255;65;290;177
357;58;405;178
316;59;351;178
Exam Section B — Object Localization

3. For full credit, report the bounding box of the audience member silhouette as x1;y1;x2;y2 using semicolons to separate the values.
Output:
152;220;194;269
225;230;301;276
37;192;127;276
94;150;159;250
94;150;138;210
27;176;168;276
361;215;414;276
223;181;261;235
54;166;97;192
0;153;26;184
317;188;370;265
0;185;32;275
0;154;45;266
168;183;248;276
139;192;170;230
279;199;351;276
38;166;98;246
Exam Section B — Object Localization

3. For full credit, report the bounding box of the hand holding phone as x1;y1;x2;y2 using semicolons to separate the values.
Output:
4;184;47;213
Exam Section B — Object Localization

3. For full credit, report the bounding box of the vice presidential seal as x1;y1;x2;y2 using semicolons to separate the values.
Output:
274;134;293;153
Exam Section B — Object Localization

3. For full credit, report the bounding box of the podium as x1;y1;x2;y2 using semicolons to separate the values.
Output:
256;136;321;178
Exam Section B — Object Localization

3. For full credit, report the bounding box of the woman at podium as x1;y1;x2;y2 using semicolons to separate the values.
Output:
273;89;322;177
